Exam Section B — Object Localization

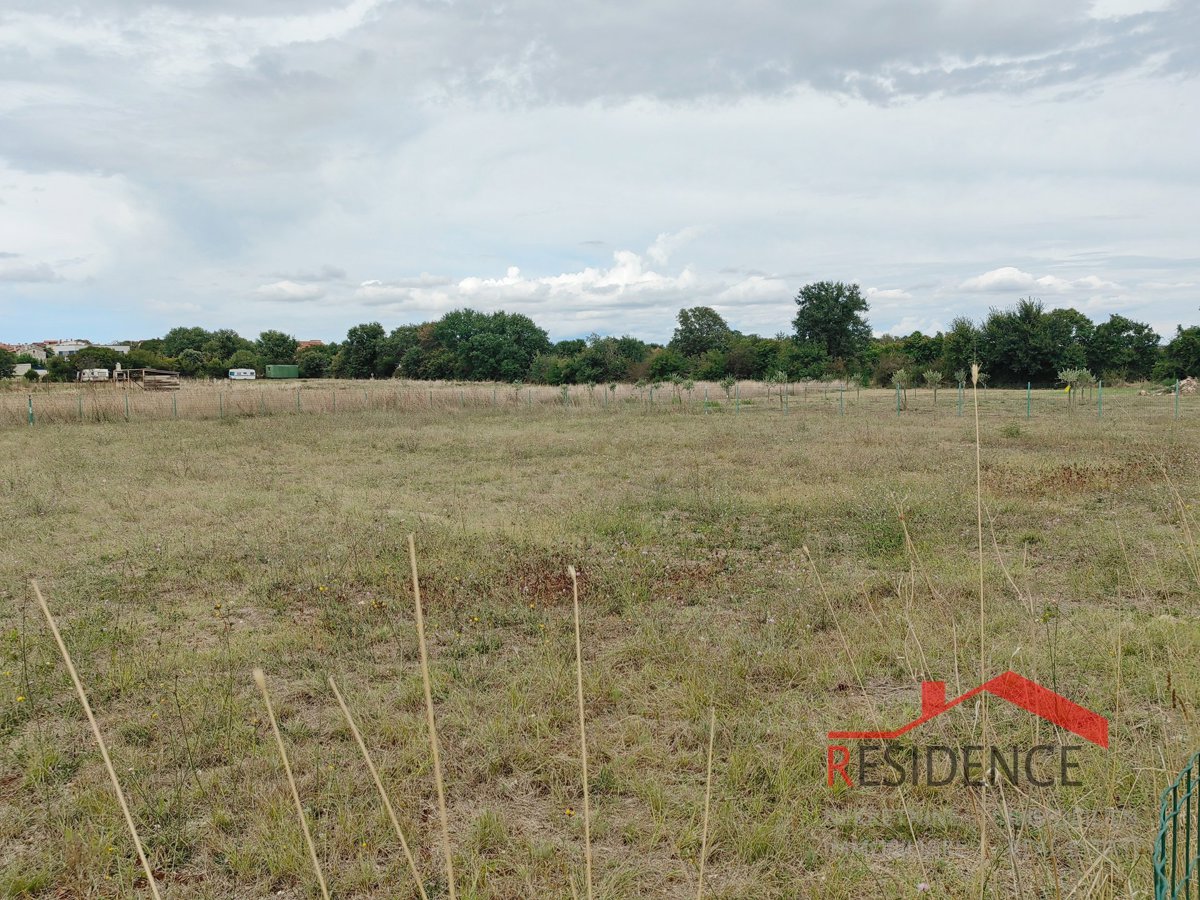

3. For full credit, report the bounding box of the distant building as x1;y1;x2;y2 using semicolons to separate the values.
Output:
15;340;131;358
43;340;91;356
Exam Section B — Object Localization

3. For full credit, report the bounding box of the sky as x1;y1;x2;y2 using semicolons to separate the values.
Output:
1;0;1198;345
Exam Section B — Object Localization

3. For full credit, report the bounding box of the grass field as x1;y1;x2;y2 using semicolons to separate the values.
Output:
1;387;1198;898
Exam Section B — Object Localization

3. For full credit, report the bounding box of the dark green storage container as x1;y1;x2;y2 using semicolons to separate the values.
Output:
266;365;300;379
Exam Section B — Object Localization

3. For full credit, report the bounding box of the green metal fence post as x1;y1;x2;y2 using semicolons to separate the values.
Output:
957;381;963;417
704;386;709;414
1026;382;1031;419
27;394;34;426
125;393;130;422
296;388;301;412
78;393;83;422
895;384;901;416
173;393;177;419
1176;379;1180;419
1154;748;1200;898
1098;379;1103;418
839;388;844;416
219;394;223;418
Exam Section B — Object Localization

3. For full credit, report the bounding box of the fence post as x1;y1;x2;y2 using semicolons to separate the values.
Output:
173;393;177;419
895;384;901;416
296;388;301;413
735;383;740;415
219;393;223;418
704;386;709;414
78;393;83;422
1098;379;1103;418
957;381;963;417
27;394;34;426
1026;382;1031;419
784;388;789;415
839;388;844;416
1177;379;1181;419
125;393;130;422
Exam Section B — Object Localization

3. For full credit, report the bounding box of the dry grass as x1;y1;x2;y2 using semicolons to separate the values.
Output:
0;387;1197;897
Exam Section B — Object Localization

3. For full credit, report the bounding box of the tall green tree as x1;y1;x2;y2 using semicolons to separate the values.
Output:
256;330;298;366
670;306;732;358
296;349;331;378
937;317;980;377
162;326;213;357
0;348;15;379
792;281;871;368
336;322;389;378
202;329;253;363
1088;315;1160;380
979;298;1057;384
176;348;206;376
1044;307;1094;371
1158;326;1200;379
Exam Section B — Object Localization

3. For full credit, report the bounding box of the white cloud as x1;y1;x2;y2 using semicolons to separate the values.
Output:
959;267;1122;294
959;266;1038;292
254;280;325;301
341;235;791;337
865;287;914;302
0;257;61;282
2;2;1199;342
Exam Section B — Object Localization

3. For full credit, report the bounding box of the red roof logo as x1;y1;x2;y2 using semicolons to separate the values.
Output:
827;671;1108;748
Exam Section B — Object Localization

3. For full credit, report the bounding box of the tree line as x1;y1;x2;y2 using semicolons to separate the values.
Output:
4;282;1197;386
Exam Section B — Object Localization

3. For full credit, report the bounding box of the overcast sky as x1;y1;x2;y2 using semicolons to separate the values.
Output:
1;0;1197;344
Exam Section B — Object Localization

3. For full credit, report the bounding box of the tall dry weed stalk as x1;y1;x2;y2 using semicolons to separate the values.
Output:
696;706;716;900
408;533;457;900
970;363;991;881
569;565;595;900
34;580;164;899
329;676;429;900
801;549;929;884
971;363;986;693
253;668;330;900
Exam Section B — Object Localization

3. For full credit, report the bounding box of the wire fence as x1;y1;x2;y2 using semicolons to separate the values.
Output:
1156;750;1200;899
0;378;1191;429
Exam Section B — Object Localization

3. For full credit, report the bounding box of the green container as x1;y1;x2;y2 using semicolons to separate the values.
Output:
266;365;299;379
